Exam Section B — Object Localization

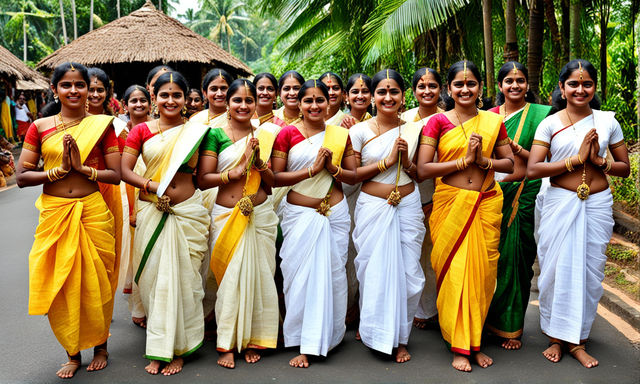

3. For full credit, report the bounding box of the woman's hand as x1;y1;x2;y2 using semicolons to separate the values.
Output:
397;137;410;168
589;131;601;165
68;136;83;171
311;148;329;175
341;115;357;129
578;129;595;164
61;134;72;172
465;134;480;165
385;138;402;167
324;148;338;173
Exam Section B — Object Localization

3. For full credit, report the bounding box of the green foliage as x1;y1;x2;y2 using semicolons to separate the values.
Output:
610;152;640;216
606;244;638;263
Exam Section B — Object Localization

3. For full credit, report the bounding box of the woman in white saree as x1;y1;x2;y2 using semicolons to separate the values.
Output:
319;72;348;127
350;69;426;363
528;59;630;368
122;71;210;376
271;80;357;368
198;79;282;369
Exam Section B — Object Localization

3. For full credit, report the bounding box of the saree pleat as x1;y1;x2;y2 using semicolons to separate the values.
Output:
353;190;425;354
29;192;115;355
211;200;279;352
279;198;350;356
430;182;502;355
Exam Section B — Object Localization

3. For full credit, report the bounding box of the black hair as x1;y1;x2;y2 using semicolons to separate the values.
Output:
345;73;372;93
87;67;114;115
123;84;150;105
146;65;173;86
226;79;257;102
51;62;90;88
411;67;442;90
153;71;189;97
319;72;344;90
495;61;536;105
253;72;278;89
278;70;305;92
187;88;203;99
371;69;406;93
551;59;601;111
202;68;233;92
297;79;330;102
40;101;60;117
442;60;483;110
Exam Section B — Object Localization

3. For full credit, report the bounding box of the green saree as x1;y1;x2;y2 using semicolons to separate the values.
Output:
486;103;551;339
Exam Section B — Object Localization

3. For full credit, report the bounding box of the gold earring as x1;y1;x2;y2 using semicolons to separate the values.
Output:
53;94;59;103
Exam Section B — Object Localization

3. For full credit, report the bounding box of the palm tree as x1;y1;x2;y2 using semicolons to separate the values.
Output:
2;0;55;61
596;0;611;101
58;0;67;45
89;0;93;31
527;0;544;99
504;0;518;61
482;0;495;99
569;0;581;59
189;0;248;53
71;0;77;39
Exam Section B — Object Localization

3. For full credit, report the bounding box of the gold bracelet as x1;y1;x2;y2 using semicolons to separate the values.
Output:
513;145;523;155
577;154;584;165
565;158;574;172
46;169;54;182
403;163;414;173
308;167;313;179
462;157;468;169
88;167;98;181
58;167;69;176
378;159;388;173
221;170;229;184
255;160;268;172
456;159;462;171
479;158;491;170
332;166;342;178
603;159;612;173
489;158;493;169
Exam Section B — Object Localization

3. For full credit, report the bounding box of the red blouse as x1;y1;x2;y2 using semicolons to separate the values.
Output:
23;121;119;170
488;106;500;114
123;122;159;157
272;124;353;159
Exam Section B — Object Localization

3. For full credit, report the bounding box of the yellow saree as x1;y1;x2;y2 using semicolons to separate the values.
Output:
429;111;504;355
28;115;117;355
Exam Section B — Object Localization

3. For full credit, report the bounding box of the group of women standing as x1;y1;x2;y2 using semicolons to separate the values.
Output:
17;57;630;379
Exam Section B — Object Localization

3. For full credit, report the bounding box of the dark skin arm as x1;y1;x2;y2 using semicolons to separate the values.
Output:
588;133;630;178
527;130;594;180
352;137;411;183
271;149;327;187
324;149;358;185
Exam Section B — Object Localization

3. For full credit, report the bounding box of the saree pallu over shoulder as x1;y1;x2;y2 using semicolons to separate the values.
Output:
430;182;502;355
28;192;116;355
437;111;503;162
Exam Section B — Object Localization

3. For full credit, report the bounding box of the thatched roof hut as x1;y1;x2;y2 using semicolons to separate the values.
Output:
36;1;252;95
0;45;42;82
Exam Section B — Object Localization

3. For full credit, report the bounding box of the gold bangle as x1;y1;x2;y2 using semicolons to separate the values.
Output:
513;145;523;155
58;167;69;176
256;160;268;172
565;158;574;172
332;166;342;178
455;159;461;171
489;158;493;169
90;167;98;181
308;167;313;179
577;154;584;165
604;159;612;173
462;157;468;169
479;158;490;170
221;170;229;184
46;169;54;182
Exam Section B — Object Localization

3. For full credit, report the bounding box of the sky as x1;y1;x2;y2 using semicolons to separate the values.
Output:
170;0;199;19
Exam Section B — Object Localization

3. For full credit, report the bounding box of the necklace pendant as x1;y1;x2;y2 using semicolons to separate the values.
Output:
468;179;473;184
576;182;590;200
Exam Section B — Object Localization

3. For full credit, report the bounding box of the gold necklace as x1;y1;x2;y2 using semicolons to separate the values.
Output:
57;112;85;133
453;108;478;140
207;110;225;125
258;111;274;125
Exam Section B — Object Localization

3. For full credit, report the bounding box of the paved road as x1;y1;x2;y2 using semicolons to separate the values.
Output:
1;186;639;383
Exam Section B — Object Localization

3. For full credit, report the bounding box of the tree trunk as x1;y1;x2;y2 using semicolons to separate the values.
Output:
569;0;581;59
89;0;94;31
504;0;518;62
599;0;611;102
59;0;68;45
482;0;495;99
23;15;27;61
437;24;446;73
71;0;77;40
117;0;120;18
158;0;162;12
544;0;561;67
561;0;570;62
527;0;544;101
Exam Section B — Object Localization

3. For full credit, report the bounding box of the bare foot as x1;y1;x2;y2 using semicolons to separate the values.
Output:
355;331;361;341
57;360;81;379
244;349;261;364
473;352;493;368
501;338;522;350
289;354;309;368
217;352;235;369
543;342;563;363
413;317;428;329
87;349;108;371
569;345;598;368
395;345;411;363
145;360;161;375
161;357;183;375
132;316;147;329
452;353;471;372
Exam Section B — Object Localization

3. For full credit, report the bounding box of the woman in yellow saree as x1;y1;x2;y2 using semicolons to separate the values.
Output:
198;79;282;369
417;60;514;372
121;71;210;376
17;62;121;379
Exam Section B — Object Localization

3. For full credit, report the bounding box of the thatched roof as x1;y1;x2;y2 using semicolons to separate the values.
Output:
0;45;42;81
36;1;251;76
16;75;50;90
